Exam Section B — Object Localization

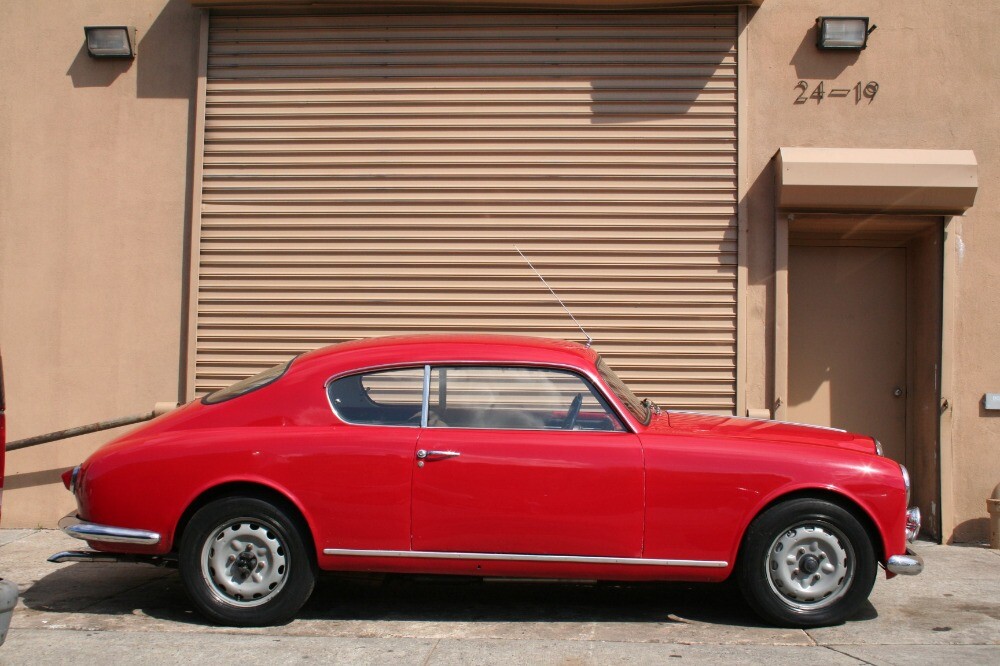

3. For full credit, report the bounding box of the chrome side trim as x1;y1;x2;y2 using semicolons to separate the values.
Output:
322;548;728;568
58;514;161;546
886;549;923;575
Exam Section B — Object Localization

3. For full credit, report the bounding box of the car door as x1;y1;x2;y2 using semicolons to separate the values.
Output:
323;366;423;550
411;365;644;557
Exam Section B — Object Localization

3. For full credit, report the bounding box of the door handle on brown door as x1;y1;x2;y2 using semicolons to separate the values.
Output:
416;449;461;460
893;387;903;398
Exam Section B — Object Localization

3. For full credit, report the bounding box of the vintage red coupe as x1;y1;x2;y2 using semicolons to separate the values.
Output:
50;335;922;627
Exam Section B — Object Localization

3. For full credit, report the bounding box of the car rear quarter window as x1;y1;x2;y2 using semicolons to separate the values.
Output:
202;359;292;405
328;367;424;426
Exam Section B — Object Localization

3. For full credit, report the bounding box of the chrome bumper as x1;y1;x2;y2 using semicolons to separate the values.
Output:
58;513;161;546
886;548;923;575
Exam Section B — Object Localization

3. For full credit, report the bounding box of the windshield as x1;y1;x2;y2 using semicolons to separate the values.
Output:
595;357;650;425
202;359;293;405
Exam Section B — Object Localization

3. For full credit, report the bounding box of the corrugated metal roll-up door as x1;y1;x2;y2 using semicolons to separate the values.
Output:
196;8;738;414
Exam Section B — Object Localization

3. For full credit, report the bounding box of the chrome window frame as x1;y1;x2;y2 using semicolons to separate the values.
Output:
422;364;626;433
325;364;428;429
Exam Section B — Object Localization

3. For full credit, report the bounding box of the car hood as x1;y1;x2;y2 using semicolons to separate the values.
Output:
644;410;876;455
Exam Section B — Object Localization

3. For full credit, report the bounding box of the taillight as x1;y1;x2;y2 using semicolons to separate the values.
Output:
62;465;81;494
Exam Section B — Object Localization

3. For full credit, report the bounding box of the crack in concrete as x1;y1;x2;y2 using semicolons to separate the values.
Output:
0;529;41;548
824;645;877;664
420;637;441;666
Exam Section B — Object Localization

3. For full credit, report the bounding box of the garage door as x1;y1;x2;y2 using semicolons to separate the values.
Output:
194;8;738;413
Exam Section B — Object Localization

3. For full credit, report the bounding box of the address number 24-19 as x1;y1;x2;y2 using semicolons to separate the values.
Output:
795;80;879;104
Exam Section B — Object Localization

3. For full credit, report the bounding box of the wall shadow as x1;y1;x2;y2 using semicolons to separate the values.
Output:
1;467;72;491
978;400;1000;417
948;518;989;545
790;24;861;79
587;9;739;123
741;159;779;413
137;0;201;100
66;43;133;88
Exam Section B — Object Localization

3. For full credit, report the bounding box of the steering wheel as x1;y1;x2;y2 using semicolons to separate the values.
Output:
563;393;583;430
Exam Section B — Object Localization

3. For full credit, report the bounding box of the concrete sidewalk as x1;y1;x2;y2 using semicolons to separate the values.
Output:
0;529;997;664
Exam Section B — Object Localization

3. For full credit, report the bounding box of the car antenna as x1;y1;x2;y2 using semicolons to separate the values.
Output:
514;245;593;348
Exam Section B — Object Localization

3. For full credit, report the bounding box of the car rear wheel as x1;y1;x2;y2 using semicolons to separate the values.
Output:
179;497;316;626
738;498;877;627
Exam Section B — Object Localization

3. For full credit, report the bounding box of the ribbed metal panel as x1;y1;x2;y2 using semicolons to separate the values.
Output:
197;9;738;413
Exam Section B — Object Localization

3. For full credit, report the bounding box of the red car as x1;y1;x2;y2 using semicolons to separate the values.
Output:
50;335;922;627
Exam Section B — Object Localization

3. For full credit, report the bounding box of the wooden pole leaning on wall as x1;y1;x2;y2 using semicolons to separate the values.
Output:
4;403;178;452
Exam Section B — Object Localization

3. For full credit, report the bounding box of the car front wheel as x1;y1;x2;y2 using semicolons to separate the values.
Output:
179;497;316;626
738;498;877;627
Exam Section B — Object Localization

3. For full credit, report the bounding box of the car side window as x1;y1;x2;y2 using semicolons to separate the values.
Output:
428;366;624;432
328;367;424;426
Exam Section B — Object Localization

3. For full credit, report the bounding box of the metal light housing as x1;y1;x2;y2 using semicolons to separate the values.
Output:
84;26;137;58
905;507;921;542
816;17;874;51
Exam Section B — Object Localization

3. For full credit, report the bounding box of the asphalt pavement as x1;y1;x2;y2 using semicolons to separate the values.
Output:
0;529;997;664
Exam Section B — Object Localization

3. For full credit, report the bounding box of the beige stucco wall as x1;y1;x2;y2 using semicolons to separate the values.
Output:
0;0;200;527
744;0;1000;542
0;0;996;543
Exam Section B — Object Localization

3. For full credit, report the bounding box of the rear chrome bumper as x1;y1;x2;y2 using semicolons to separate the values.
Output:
886;548;923;575
58;513;161;546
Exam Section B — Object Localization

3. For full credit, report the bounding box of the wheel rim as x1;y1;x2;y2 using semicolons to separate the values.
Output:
765;521;854;611
200;517;289;608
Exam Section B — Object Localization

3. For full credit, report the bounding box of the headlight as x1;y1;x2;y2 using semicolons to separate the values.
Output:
873;438;884;456
900;464;911;506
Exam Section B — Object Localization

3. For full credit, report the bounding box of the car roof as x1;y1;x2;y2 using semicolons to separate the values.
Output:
292;334;599;376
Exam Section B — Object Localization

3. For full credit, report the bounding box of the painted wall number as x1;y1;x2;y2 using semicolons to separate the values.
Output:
795;80;879;104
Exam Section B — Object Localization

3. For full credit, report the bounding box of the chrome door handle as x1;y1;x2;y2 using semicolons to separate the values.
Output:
416;449;460;460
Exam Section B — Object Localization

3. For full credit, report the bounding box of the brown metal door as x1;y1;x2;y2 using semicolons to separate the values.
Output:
194;8;739;413
787;245;907;461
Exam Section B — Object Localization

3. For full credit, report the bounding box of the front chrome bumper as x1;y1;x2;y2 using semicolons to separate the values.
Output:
58;513;161;546
886;548;923;575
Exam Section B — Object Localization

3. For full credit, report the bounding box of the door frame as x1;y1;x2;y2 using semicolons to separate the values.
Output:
773;212;955;540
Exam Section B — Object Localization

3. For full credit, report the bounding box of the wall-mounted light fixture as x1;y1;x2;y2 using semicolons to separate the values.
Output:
815;17;876;51
84;26;137;58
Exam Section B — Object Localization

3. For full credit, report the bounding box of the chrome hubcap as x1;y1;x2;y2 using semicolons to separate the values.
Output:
201;518;288;607
766;523;853;610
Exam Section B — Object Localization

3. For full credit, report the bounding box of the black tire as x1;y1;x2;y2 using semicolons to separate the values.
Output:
179;497;316;626
738;498;877;627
